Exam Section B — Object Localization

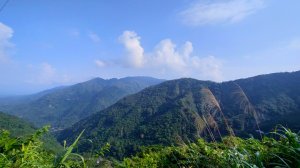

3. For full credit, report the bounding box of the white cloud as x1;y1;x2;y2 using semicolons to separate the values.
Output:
119;31;145;68
0;22;14;63
151;39;186;71
95;59;106;67
180;0;265;26
26;63;72;85
117;30;222;81
190;55;222;80
150;39;222;80
88;32;101;43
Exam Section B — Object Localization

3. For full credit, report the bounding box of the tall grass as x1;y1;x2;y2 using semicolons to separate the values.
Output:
200;87;235;137
54;130;86;168
232;82;263;139
119;126;300;168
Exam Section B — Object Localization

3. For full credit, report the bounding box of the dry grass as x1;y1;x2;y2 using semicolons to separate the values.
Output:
232;82;262;139
200;87;235;137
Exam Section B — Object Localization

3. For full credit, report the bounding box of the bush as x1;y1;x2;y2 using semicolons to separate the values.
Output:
0;126;86;168
118;126;300;168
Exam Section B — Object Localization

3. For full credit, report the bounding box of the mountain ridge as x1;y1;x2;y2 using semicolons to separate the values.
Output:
0;76;164;129
57;71;300;158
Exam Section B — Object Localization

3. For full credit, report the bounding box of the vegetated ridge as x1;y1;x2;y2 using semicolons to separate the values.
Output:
0;76;164;129
57;71;300;159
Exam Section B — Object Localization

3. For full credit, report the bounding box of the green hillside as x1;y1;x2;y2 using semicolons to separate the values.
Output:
0;77;163;129
57;71;300;159
0;112;62;153
0;112;36;137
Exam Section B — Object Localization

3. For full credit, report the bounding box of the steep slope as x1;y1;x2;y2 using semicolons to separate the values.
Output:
233;71;300;131
57;71;300;159
0;77;163;129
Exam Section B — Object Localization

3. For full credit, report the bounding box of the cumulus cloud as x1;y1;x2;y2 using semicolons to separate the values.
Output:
88;32;101;43
150;39;222;80
0;22;14;63
180;0;265;26
119;31;145;68
117;30;222;81
151;39;187;71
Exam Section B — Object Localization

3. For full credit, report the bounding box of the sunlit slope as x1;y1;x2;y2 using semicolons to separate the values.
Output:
58;71;300;158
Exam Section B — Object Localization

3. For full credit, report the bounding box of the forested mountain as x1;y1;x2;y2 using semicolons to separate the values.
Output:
57;71;300;159
0;77;164;129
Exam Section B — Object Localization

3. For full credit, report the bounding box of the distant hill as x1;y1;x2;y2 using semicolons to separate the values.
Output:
0;86;65;106
0;112;62;153
0;111;36;137
57;71;300;159
0;77;164;129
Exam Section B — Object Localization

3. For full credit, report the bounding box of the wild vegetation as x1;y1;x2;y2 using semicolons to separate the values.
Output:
1;124;299;167
58;71;300;159
0;112;61;153
0;126;91;168
119;126;300;168
1;72;300;167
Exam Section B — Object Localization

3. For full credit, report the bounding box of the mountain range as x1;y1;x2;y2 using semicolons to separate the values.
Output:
57;71;300;159
0;76;164;129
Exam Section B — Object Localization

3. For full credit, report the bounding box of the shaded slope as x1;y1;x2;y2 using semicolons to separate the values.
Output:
0;111;36;137
0;112;62;153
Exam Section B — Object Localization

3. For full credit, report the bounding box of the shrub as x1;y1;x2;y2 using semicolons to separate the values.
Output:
118;126;300;168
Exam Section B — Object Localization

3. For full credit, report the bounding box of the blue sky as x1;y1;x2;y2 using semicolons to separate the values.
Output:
0;0;300;95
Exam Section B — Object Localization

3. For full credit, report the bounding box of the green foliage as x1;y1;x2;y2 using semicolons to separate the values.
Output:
54;130;86;168
119;126;300;168
0;126;54;167
0;120;299;167
0;112;62;153
0;126;87;168
95;143;111;158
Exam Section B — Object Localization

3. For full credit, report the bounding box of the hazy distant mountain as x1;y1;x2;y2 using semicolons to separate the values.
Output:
0;77;164;129
0;86;66;106
57;71;300;158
